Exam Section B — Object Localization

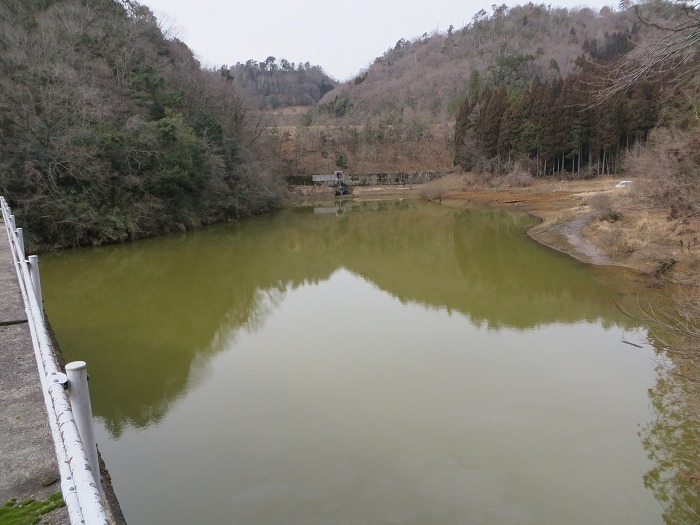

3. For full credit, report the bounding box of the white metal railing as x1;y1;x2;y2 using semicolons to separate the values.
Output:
1;197;108;525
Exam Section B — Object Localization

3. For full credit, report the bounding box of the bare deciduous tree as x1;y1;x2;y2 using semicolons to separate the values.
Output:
594;1;700;102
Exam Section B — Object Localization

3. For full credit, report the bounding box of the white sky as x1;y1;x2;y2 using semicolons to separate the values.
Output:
142;0;615;81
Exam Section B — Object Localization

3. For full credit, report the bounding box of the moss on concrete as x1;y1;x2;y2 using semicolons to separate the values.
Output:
0;492;64;525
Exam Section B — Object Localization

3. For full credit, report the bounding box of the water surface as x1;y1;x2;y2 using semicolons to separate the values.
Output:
42;200;662;524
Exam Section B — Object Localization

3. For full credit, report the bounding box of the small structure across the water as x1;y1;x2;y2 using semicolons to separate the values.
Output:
312;171;352;196
293;171;441;187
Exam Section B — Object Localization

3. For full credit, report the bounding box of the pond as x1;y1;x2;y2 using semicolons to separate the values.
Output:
41;200;665;524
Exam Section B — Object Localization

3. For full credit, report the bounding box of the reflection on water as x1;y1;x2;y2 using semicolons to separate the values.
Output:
639;298;700;525
641;361;700;524
41;201;666;524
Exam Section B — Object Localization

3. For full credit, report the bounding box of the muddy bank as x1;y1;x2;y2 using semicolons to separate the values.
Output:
448;177;699;286
290;174;700;286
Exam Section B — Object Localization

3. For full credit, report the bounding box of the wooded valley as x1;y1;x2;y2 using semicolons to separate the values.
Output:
0;0;698;247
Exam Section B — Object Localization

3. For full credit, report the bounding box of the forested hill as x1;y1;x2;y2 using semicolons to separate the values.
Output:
0;0;285;249
225;59;337;109
307;3;636;123
449;2;694;180
266;1;696;185
262;3;660;176
1;0;695;248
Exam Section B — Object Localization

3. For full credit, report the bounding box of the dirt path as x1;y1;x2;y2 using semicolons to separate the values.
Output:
533;211;614;265
449;175;699;285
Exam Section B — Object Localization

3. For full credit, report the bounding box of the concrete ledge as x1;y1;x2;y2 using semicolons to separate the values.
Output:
1;214;68;523
0;322;69;524
2;207;125;523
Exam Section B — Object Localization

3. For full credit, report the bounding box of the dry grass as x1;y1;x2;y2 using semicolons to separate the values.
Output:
582;192;700;282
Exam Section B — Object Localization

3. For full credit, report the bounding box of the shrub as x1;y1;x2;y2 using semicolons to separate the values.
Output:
502;165;534;187
626;128;700;218
589;193;622;222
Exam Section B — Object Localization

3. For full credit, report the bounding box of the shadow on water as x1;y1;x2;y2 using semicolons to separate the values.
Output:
42;200;648;438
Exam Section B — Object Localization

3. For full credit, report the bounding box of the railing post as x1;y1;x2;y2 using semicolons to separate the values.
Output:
16;227;25;260
2;196;109;524
27;254;44;321
65;361;101;494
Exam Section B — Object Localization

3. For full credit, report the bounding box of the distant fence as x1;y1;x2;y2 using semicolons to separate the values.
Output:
1;197;107;525
288;171;442;186
312;171;344;183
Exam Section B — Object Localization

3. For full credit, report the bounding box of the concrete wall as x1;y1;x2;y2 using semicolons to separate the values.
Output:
290;171;442;186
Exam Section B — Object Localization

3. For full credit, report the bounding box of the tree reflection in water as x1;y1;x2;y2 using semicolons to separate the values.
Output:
639;294;700;524
40;200;699;524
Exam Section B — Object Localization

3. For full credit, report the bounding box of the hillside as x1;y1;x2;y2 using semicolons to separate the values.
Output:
1;0;697;247
0;0;285;249
226;59;337;110
263;3;649;175
266;4;634;125
263;0;698;196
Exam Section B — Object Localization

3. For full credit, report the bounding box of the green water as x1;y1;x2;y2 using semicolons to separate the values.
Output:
41;200;664;524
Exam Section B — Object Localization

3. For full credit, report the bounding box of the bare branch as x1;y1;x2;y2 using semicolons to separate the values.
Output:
591;1;700;104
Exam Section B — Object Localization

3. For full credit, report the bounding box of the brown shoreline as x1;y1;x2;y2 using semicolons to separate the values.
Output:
291;173;700;286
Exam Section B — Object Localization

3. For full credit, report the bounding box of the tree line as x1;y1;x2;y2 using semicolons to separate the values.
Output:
454;31;660;176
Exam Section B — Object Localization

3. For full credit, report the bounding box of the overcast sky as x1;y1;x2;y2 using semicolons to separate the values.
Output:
141;0;615;81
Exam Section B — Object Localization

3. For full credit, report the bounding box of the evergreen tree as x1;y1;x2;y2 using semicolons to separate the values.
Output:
480;86;510;160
